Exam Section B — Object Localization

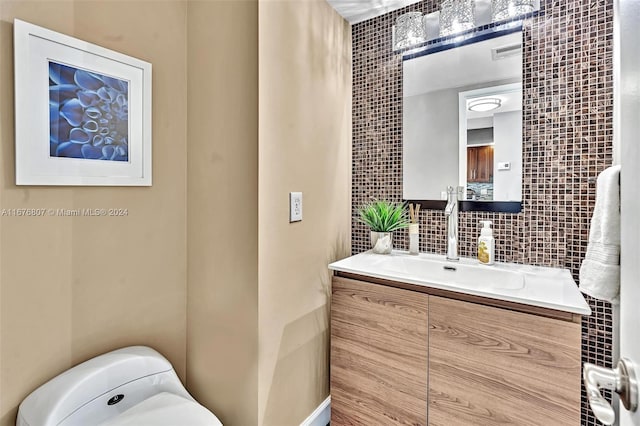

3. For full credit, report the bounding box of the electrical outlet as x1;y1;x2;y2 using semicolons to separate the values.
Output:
290;192;302;222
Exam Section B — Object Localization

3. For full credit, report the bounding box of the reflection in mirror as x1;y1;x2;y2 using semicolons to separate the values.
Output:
403;31;523;206
459;83;522;201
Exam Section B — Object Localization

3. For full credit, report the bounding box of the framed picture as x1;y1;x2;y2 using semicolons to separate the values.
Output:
13;19;152;186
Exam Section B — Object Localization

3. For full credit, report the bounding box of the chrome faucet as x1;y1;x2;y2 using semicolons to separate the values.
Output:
444;186;462;261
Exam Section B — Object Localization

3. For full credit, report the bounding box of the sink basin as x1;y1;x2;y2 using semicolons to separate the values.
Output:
371;255;525;291
328;250;592;315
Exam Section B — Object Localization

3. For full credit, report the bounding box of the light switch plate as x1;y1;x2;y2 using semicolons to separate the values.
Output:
290;192;302;222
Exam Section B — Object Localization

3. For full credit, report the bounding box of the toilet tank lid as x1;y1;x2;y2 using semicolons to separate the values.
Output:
18;346;174;426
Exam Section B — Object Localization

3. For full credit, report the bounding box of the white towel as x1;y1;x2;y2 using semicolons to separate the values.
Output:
579;165;621;304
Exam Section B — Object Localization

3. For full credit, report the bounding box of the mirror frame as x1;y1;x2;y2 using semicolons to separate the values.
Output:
405;199;522;213
402;23;524;213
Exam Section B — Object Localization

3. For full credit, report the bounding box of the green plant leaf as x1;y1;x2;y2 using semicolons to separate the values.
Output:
357;200;409;232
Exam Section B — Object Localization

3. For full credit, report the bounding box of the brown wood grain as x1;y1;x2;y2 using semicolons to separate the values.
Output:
467;145;494;183
331;276;429;426
428;296;581;426
335;271;578;322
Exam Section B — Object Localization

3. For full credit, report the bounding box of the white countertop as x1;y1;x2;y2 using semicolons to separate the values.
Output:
329;251;592;315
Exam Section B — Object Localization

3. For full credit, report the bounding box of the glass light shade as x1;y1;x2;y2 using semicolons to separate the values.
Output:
440;0;476;37
491;0;535;22
468;98;502;112
393;12;427;50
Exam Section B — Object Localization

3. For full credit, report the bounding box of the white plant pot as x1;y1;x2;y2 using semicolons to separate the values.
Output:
370;231;393;254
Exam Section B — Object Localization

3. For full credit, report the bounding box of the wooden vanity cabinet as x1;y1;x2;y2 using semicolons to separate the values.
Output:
330;276;429;425
330;275;582;426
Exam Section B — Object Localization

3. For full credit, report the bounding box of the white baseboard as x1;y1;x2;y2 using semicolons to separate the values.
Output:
300;396;330;426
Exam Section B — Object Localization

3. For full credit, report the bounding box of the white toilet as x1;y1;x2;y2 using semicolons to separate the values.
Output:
16;346;223;426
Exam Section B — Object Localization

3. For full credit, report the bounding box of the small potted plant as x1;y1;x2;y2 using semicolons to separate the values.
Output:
358;200;409;254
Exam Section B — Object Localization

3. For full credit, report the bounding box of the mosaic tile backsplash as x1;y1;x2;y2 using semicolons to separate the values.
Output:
467;182;494;201
351;1;613;424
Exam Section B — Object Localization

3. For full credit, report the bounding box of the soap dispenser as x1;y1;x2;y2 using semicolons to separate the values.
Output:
478;221;495;265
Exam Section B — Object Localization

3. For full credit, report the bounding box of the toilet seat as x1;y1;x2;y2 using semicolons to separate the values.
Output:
97;392;222;426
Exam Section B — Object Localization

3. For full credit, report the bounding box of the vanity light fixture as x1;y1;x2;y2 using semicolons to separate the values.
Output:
440;0;476;37
393;12;427;51
392;0;539;53
468;97;502;112
491;0;535;22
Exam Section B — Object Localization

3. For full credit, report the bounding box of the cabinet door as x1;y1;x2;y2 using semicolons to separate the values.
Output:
467;146;493;182
467;148;477;182
476;145;493;182
428;296;581;425
331;277;429;425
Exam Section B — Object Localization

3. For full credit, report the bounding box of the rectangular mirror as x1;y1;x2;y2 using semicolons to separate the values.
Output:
403;31;523;210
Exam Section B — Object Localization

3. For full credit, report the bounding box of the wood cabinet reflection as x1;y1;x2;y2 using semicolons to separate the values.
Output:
467;145;494;183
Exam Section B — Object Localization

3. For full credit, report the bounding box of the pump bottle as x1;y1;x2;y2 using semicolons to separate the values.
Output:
478;221;495;265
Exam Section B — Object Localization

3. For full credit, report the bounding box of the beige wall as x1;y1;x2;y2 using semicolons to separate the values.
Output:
0;2;188;425
258;1;351;425
0;1;350;425
186;1;259;425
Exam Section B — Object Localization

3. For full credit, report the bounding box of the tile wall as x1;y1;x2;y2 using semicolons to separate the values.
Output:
351;0;614;424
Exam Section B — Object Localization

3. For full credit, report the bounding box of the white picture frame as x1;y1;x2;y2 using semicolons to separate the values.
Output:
14;19;152;186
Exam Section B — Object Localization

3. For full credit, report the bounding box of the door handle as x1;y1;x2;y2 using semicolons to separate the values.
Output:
584;358;638;425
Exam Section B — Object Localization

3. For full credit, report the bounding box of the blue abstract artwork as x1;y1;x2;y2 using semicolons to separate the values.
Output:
49;61;129;161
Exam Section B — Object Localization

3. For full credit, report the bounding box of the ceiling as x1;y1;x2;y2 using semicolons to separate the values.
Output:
326;0;421;23
403;32;523;123
403;32;522;98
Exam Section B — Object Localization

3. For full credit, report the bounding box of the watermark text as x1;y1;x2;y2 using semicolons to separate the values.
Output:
0;208;129;217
